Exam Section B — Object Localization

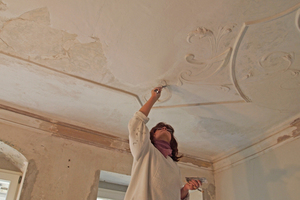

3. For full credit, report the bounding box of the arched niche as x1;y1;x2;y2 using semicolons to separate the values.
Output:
0;141;28;200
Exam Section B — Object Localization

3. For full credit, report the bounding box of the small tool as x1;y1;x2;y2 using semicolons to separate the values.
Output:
154;85;167;94
185;177;208;193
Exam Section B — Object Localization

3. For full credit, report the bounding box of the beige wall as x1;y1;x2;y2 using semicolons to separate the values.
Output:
0;114;214;200
215;138;300;200
0;153;21;172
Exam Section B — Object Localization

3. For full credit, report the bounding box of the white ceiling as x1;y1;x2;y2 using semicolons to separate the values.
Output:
0;0;299;161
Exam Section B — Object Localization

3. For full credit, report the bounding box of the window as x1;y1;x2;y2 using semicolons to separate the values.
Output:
0;169;21;200
97;171;131;200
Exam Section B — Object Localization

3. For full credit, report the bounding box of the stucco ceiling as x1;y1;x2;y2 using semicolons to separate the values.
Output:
0;0;300;161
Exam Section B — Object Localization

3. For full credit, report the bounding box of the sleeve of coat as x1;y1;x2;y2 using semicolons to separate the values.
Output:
128;111;151;161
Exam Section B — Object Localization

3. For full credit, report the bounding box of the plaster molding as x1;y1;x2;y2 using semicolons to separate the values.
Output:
258;51;294;74
0;141;28;200
179;24;236;86
0;141;28;173
0;51;143;107
0;7;143;106
0;103;212;169
297;9;300;33
152;100;245;109
257;51;300;90
245;3;300;26
180;48;232;85
230;3;300;103
213;117;300;174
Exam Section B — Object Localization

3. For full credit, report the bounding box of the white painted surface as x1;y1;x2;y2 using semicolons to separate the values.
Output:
0;0;299;161
215;138;300;200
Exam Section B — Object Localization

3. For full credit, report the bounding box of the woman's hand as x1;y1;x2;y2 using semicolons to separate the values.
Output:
181;179;202;199
184;179;202;191
139;87;162;117
151;87;162;101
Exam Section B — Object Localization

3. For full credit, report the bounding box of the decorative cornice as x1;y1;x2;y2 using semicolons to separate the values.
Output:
213;116;300;173
0;103;212;169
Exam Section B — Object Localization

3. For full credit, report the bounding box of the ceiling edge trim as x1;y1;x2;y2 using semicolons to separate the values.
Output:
0;51;143;107
0;103;211;169
245;2;300;26
152;100;245;109
212;116;300;174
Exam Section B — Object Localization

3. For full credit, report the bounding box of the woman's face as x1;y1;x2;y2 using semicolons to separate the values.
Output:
153;126;172;143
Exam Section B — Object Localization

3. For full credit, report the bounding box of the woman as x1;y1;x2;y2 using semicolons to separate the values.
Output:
124;87;201;200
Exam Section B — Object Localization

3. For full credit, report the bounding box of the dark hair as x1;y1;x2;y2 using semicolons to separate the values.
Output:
150;122;182;162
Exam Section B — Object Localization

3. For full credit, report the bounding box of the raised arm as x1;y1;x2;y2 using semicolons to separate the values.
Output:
139;87;162;117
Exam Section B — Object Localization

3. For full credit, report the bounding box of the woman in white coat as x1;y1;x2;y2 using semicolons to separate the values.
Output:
124;87;201;200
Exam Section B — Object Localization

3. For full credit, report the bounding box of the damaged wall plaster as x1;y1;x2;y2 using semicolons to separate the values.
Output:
277;118;300;143
86;170;100;200
0;113;215;200
0;7;115;84
0;140;28;172
19;160;38;200
0;152;21;172
0;103;213;169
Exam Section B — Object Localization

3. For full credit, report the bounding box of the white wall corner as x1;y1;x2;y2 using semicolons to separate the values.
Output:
212;117;300;174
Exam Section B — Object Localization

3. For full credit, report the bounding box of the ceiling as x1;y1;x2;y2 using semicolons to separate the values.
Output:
0;0;299;161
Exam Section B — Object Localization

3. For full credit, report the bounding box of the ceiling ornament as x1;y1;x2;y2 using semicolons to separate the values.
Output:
231;3;300;109
178;24;236;87
257;51;300;90
258;51;294;75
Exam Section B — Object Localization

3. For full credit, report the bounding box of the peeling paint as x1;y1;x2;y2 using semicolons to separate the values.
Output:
87;170;100;200
180;155;212;169
203;183;216;200
19;7;50;26
0;7;114;84
20;160;39;200
291;118;300;137
277;135;291;143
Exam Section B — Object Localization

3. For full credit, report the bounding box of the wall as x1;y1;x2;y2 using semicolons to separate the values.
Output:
0;112;214;200
0;153;21;172
215;138;300;200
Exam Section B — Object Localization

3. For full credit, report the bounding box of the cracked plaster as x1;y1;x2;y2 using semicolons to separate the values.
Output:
0;7;115;84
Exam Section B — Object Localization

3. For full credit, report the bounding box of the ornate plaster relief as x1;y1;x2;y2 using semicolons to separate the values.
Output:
231;3;300;111
179;24;236;88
